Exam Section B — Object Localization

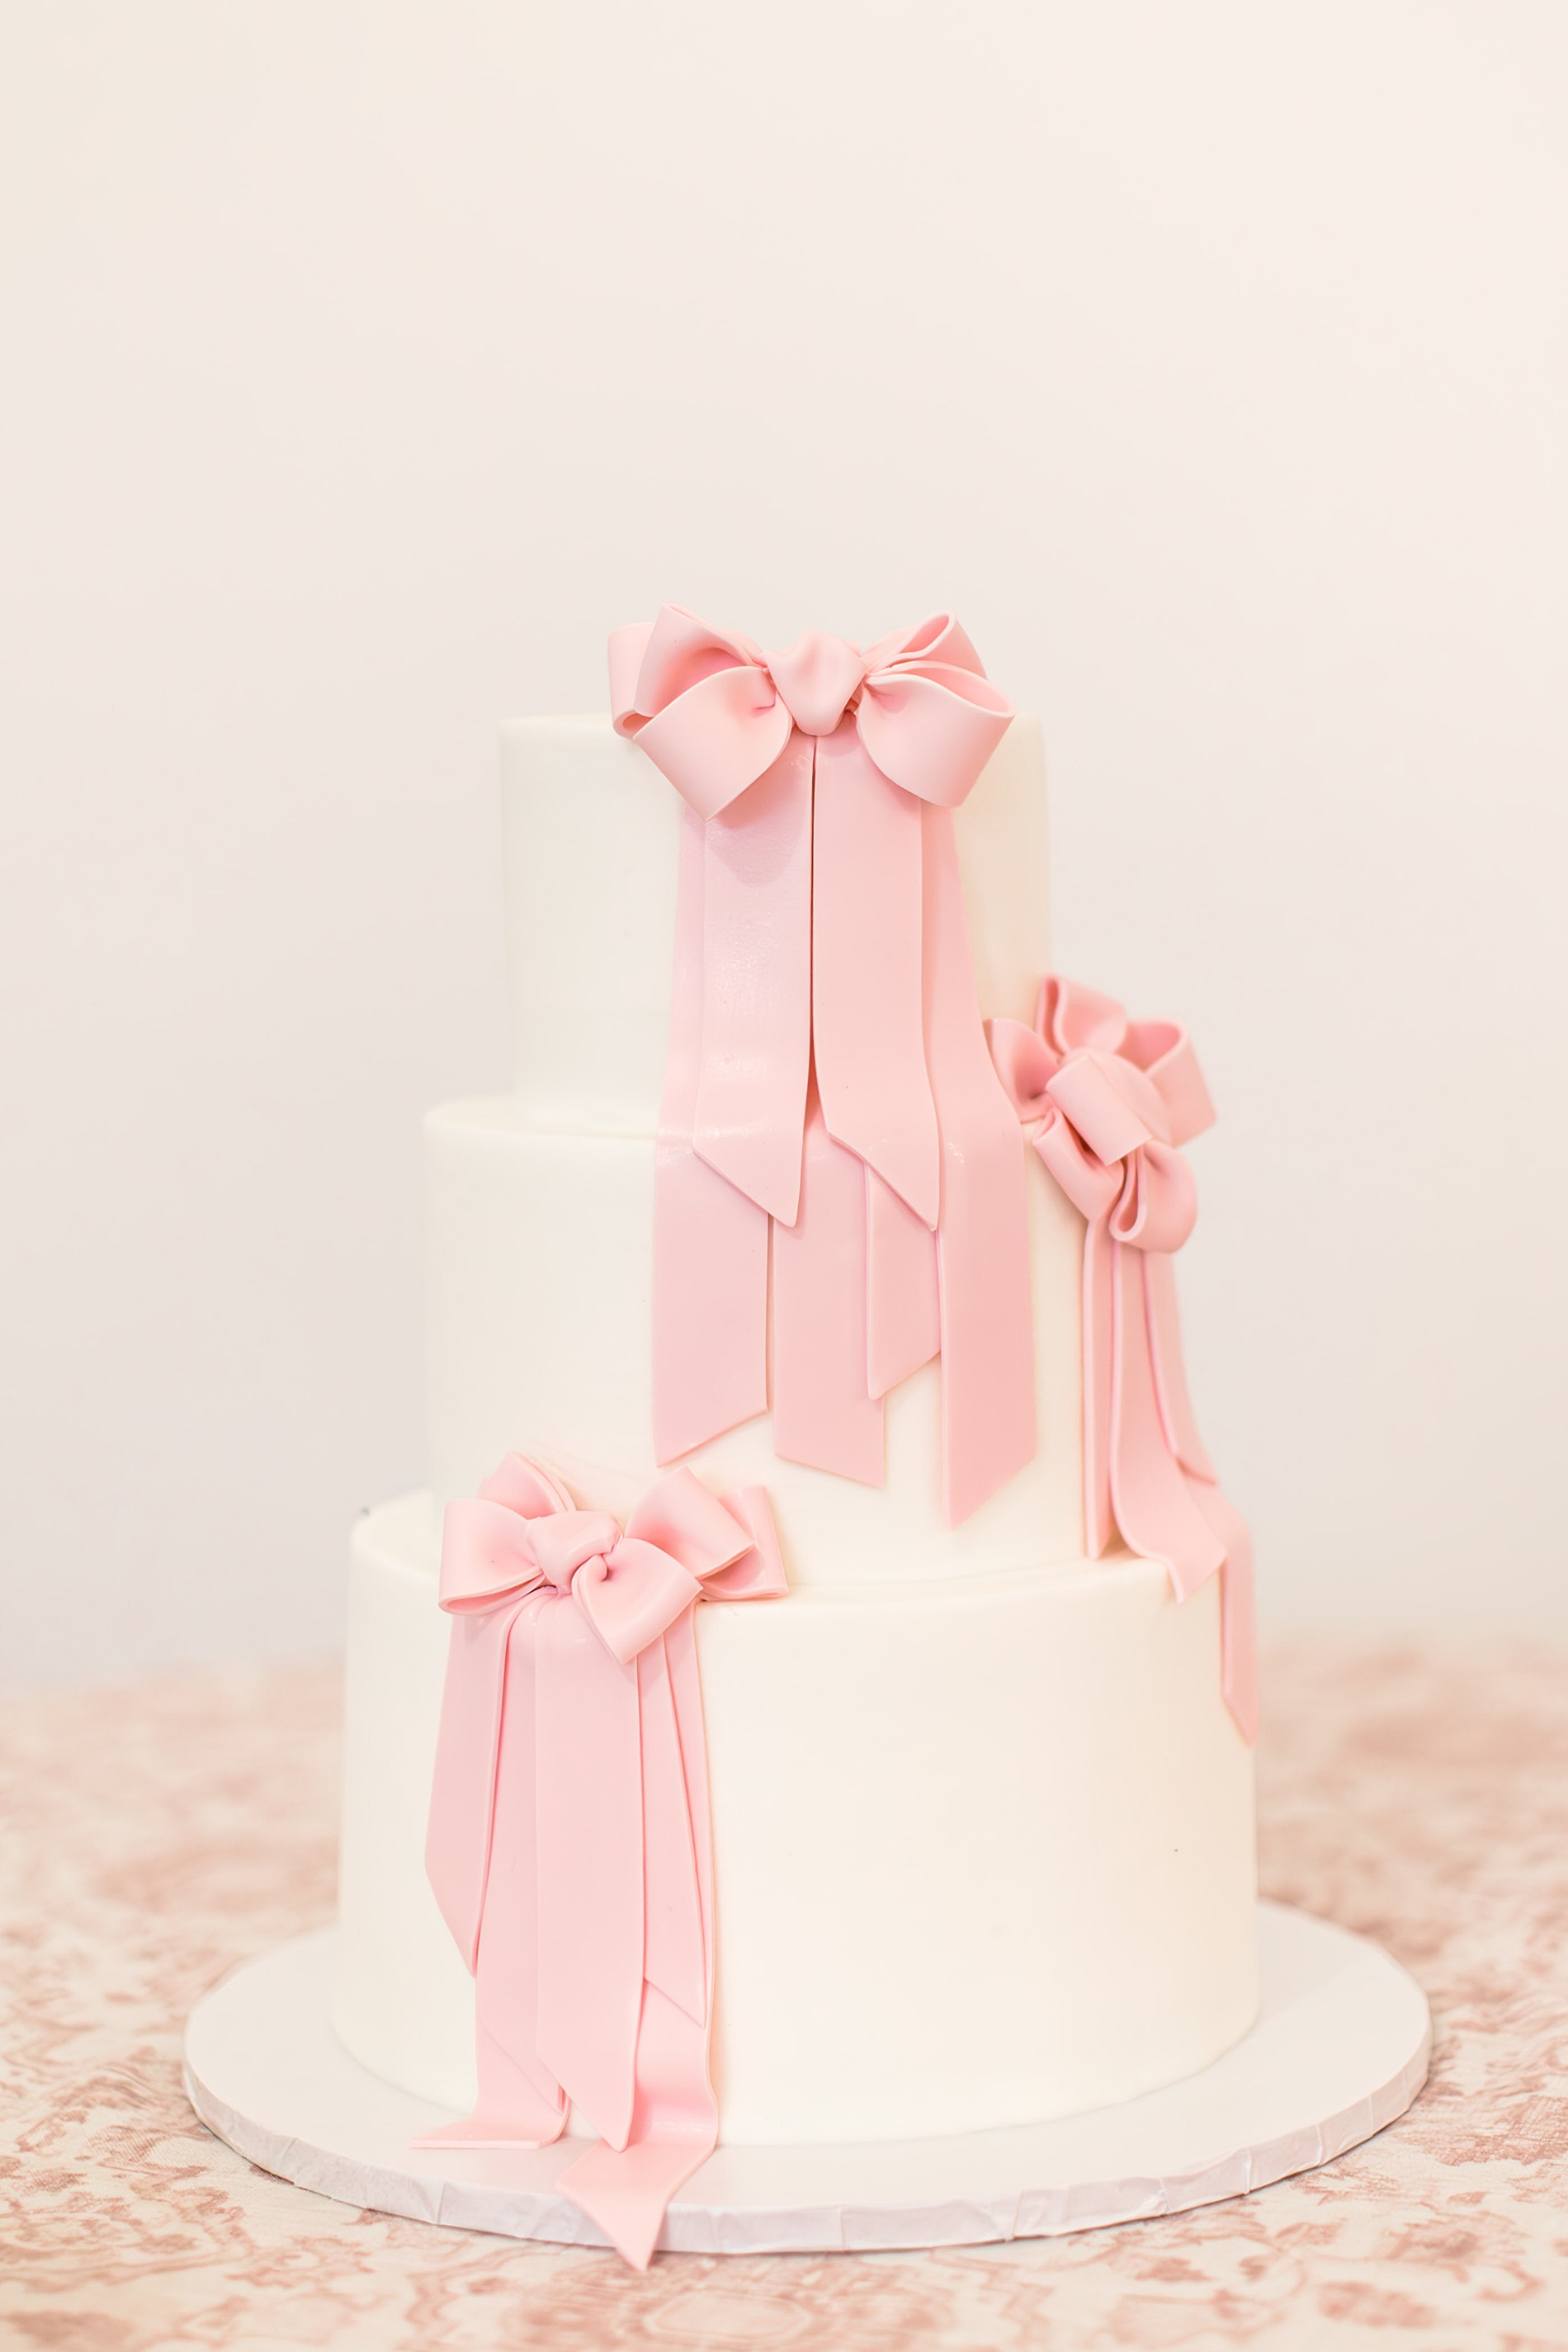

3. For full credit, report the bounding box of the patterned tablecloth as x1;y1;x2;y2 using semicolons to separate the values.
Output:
2;1645;1566;2350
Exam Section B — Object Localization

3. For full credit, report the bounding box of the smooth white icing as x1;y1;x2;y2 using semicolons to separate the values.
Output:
336;1495;1259;2142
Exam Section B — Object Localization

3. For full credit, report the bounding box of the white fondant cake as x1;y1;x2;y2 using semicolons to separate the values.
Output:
333;715;1259;2148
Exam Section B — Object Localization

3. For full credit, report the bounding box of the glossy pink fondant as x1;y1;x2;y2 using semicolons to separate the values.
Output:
610;607;1035;1524
419;1455;786;2267
991;978;1259;1743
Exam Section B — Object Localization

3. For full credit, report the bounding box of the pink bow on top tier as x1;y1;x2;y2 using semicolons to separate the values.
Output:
610;607;1036;1527
989;978;1259;1744
420;1454;786;2269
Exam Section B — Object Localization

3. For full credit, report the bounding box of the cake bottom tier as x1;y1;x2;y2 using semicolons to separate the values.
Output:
335;1495;1259;2147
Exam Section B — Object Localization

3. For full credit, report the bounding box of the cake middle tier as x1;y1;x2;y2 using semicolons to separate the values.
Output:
426;1101;1087;1581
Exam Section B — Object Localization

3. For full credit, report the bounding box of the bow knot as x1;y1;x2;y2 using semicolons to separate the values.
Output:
990;979;1213;1257
527;1508;622;1591
438;1458;779;1669
764;629;868;736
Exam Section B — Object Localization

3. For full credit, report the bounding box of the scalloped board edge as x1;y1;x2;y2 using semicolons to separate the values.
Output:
182;1900;1429;2258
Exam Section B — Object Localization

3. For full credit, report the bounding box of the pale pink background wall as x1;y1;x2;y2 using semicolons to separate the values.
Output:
3;3;1565;1684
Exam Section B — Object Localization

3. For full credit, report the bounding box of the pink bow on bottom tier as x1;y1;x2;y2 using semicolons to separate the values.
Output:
989;978;1259;1745
418;1456;787;2268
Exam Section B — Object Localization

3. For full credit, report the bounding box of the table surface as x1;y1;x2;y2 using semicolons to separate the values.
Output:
3;1645;1566;2350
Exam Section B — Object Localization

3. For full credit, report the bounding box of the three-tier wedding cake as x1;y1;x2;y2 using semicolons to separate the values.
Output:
331;610;1259;2266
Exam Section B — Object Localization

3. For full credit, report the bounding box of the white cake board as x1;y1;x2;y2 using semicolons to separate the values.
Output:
182;1901;1429;2257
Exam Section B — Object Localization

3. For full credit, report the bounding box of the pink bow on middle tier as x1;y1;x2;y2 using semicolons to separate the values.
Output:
989;977;1259;1744
418;1453;786;2268
610;607;1037;1526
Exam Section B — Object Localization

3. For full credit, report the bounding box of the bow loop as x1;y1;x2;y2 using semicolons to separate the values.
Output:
567;1467;765;1666
573;1536;705;1667
1109;1136;1199;1254
1123;1021;1216;1148
858;611;986;676
437;1495;545;1613
855;659;1013;807
624;1465;758;1581
612;605;792;819
619;604;767;713
478;1453;574;1517
1030;1108;1123;1224
988;1013;1061;1123
1037;974;1129;1056
1046;1048;1169;1160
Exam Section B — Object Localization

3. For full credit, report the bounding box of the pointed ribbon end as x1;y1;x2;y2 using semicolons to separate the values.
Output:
557;2135;715;2269
693;1129;803;1228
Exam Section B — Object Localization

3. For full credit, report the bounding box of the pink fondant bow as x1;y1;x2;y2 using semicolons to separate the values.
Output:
419;1456;786;2268
990;978;1259;1744
611;607;1035;1524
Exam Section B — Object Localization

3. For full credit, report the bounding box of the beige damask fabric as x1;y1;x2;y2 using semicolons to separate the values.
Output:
2;1646;1566;2350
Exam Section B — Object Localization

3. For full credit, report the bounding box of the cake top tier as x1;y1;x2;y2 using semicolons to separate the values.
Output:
501;716;1051;1134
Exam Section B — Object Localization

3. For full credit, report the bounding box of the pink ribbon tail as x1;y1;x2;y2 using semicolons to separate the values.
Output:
653;806;770;1463
922;804;1037;1525
689;734;814;1223
556;1610;719;2269
1109;1240;1226;1601
865;1168;941;1399
811;720;939;1226
557;2129;712;2271
1104;1242;1258;1745
772;1090;886;1482
1186;1478;1260;1746
415;1600;567;2150
1143;1251;1258;1741
1080;1219;1116;1556
422;1608;508;1973
1143;1249;1219;1482
531;1602;646;2147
